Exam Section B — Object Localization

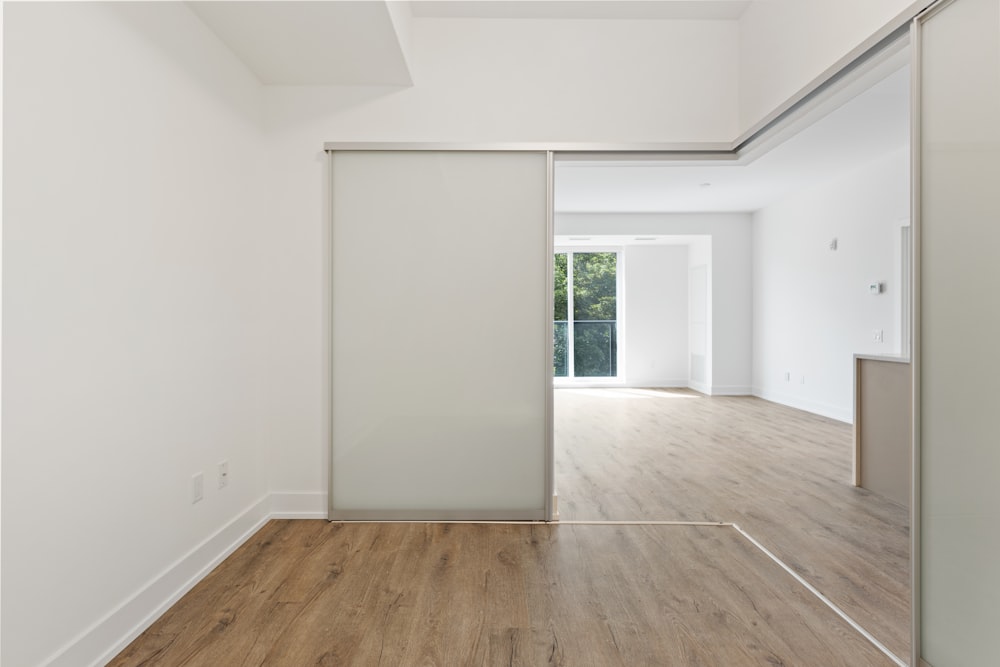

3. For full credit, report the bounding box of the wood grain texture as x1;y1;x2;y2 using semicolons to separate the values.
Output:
554;388;910;662
109;390;907;666
109;522;896;667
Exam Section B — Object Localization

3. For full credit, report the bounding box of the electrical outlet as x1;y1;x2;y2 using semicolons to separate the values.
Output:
192;472;204;504
218;460;229;489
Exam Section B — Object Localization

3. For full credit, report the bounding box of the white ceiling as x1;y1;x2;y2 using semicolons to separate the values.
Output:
186;1;909;217
554;64;910;213
187;1;750;85
410;1;751;20
187;1;413;85
555;234;705;246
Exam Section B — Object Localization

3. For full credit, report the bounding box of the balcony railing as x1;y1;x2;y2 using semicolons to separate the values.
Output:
554;320;617;378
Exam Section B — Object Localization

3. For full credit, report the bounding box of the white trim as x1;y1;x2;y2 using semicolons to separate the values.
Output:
325;151;336;521
710;385;752;396
688;379;711;395
751;387;853;423
545;151;556;522
270;491;328;519
686;383;753;397
554;379;627;389
46;491;332;667
329;509;546;522
560;520;729;526
324;141;732;153
0;2;4;664
48;495;272;667
624;379;690;389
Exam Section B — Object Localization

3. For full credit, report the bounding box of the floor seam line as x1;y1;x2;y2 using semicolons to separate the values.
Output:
729;522;907;667
315;518;906;663
557;520;730;526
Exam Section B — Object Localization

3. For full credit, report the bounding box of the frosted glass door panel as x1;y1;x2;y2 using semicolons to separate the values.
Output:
330;151;548;519
919;0;1000;663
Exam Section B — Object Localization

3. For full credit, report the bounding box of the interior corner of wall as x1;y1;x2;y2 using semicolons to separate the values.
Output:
384;0;415;86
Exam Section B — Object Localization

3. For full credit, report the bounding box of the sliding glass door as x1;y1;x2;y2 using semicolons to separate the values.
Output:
916;0;1000;663
554;250;620;380
329;150;551;520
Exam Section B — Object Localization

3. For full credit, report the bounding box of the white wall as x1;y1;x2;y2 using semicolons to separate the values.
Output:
2;4;269;666
255;4;931;498
688;238;713;392
265;16;739;142
752;147;910;422
623;245;689;387
261;18;741;497
738;0;925;134
0;3;928;664
557;214;752;396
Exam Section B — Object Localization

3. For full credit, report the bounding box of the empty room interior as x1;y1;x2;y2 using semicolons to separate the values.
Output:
550;56;913;661
3;2;999;667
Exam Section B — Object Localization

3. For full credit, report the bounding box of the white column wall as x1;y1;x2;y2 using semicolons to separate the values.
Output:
2;4;269;666
623;245;690;387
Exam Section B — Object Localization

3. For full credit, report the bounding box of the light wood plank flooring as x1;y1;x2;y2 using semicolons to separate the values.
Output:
109;521;896;666
110;389;908;666
555;388;910;662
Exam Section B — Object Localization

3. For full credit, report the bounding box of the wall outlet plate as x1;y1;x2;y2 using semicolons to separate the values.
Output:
218;460;229;489
192;472;204;504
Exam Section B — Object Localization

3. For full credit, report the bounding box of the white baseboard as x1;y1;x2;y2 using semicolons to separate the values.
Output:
688;380;711;395
687;382;751;396
270;491;328;519
58;492;329;666
48;494;272;667
624;379;689;388
710;385;752;396
553;380;689;390
752;387;853;423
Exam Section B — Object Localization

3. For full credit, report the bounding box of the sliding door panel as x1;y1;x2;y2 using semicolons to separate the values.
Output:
918;0;1000;663
330;151;549;519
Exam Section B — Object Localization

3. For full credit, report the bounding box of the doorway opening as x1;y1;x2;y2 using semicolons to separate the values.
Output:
550;52;912;665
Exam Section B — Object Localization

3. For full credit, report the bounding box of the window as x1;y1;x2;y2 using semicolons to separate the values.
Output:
554;250;620;379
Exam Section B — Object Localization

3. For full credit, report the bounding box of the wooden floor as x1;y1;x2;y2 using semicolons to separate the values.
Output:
555;388;910;662
110;390;909;666
110;521;896;666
